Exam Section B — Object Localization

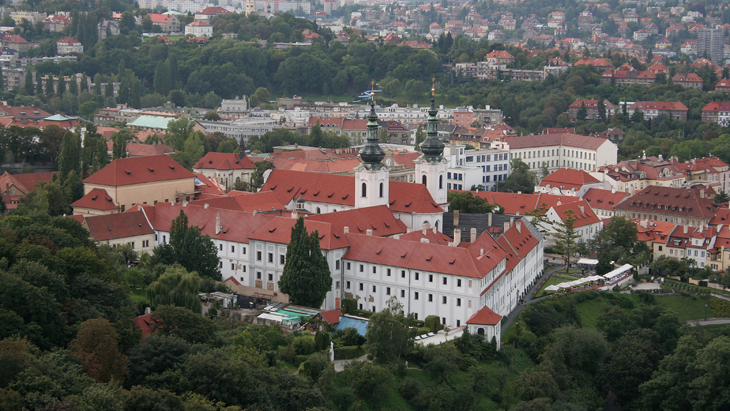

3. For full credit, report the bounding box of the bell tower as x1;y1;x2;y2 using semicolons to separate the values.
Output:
415;78;448;207
355;80;389;209
245;0;255;16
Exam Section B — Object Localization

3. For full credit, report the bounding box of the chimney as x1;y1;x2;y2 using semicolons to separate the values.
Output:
253;210;257;215
366;229;373;236
394;234;400;239
453;210;460;226
453;228;461;246
699;225;704;233
204;203;209;209
504;221;510;232
683;225;688;234
422;228;427;236
470;227;477;243
432;227;437;234
420;238;429;243
579;205;585;214
516;220;522;233
480;248;484;255
611;187;616;194
510;216;515;227
344;226;349;233
144;307;151;315
291;210;298;219
700;189;705;198
517;191;522;195
215;212;221;235
488;212;493;227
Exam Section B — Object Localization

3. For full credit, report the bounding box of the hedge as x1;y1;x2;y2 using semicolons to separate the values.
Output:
334;345;362;360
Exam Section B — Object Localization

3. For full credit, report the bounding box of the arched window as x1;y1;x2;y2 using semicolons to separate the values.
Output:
477;328;485;335
361;182;367;197
316;207;321;214
379;182;383;198
422;175;427;185
439;175;443;189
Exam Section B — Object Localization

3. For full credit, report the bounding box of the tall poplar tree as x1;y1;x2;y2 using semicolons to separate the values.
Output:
168;210;220;279
58;131;80;181
278;217;332;308
25;70;34;95
554;209;581;272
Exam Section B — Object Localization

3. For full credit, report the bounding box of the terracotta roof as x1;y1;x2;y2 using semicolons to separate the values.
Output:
501;133;611;150
133;314;159;338
197;6;231;15
306;205;407;237
702;101;730;112
84;155;194;186
0;171;57;195
485;50;514;59
581;188;628;211
551;200;601;228
308;117;344;127
188;191;286;213
84;211;153;241
342;119;368;130
193;152;256;170
187;20;211;27
106;141;175;157
672;72;703;82
149;14;174;24
539;168;599;190
471;191;581;214
397;228;453;245
466;305;501;325
261;169;443;214
631;101;688;111
319;310;342;325
71;188;119;211
614;186;720;219
248;217;349;250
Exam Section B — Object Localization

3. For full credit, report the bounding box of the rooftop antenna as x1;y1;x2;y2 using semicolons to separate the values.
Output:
371;79;375;102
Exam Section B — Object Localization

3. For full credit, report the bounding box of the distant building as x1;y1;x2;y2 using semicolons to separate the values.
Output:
149;14;181;33
672;72;704;89
56;37;83;55
219;96;249;117
697;28;724;64
185;20;213;38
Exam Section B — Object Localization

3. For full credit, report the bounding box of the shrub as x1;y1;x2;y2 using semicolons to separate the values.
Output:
398;378;422;400
334;345;360;360
294;355;309;367
292;336;316;356
424;315;444;333
341;298;356;314
279;345;296;363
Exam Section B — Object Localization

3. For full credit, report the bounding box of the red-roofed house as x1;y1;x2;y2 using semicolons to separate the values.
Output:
581;188;629;219
185;20;213;38
82;155;195;213
195;6;232;21
193;152;256;191
614;185;720;227
148;14;181;33
628;101;689;121
535;168;607;196
56;37;83;54
546;200;602;243
701;101;730;126
466;306;501;344
601;69;656;86
82;211;155;254
71;188;120;216
566;99;615;121
485;50;515;65
0;171;57;210
188;191;287;213
42;14;72;32
672;72;703;89
715;79;730;93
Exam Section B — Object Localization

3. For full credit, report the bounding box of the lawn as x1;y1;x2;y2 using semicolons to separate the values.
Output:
534;273;581;298
130;290;147;304
575;295;639;329
654;294;714;322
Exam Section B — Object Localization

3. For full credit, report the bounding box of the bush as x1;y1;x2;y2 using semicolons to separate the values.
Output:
341;298;356;314
417;327;430;335
398;378;422;400
334;345;360;360
292;336;316;356
294;355;309;367
424;315;444;333
279;345;296;363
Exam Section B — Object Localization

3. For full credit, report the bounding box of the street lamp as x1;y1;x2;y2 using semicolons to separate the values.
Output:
705;303;708;321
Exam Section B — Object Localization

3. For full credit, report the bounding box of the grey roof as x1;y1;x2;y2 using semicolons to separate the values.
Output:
442;211;544;243
128;115;175;130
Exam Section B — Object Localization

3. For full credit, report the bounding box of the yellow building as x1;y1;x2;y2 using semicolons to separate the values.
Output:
82;211;156;255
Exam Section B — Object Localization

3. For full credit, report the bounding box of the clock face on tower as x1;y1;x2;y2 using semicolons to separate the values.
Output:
386;159;392;166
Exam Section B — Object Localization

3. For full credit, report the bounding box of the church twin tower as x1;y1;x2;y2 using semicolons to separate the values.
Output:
355;82;448;209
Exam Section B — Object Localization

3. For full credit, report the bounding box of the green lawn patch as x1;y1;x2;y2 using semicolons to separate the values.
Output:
575;296;635;329
699;323;730;334
130;290;147;303
654;294;713;322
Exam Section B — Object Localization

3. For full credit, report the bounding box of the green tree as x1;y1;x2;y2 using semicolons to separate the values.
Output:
577;101;587;122
70;318;128;383
447;191;499;213
554;209;580;271
365;297;412;363
499;158;538;193
125;334;191;388
414;124;424;150
715;191;730;203
149;305;216;345
278;217;331;308
58;130;81;181
597;99;606;122
164;117;196;151
24;70;33;95
168;210;220;280
147;266;203;314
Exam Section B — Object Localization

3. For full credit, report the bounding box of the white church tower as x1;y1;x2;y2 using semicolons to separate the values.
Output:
415;79;448;208
355;84;389;209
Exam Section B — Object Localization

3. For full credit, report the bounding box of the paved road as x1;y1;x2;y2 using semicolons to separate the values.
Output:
501;265;565;334
687;318;730;327
333;354;369;372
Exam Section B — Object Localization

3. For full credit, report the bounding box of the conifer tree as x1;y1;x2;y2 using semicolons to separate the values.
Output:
597;99;606;122
36;75;43;95
279;217;332;308
69;75;78;95
58;131;80;181
554;209;581;272
56;76;66;95
45;75;54;96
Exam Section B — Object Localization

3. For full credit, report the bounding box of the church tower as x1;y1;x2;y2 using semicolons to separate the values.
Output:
245;0;255;16
355;82;389;209
415;78;448;207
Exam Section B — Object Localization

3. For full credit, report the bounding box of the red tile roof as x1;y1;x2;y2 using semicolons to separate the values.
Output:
133;314;159;338
197;6;231;15
672;72;703;83
539;168;599;190
248;217;349;250
631;101;689;111
466;305;501;325
470;191;581;215
306;205;407;237
319;309;342;325
56;37;81;45
84;211;153;241
261;169;443;214
581;188;628;211
485;50;514;59
702;101;730;112
71;188;119;211
0;171;57;195
499;133;610;150
552;200;601;228
149;14;174;24
189;191;286;213
193;152;255;170
614;186;720;219
397;228;453;245
84;155;194;186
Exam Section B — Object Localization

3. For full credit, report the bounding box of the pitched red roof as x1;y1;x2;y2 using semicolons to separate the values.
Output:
56;37;81;45
248;217;349;250
397;228;453;245
552;200;600;228
466;305;501;325
188;191;286;213
193;152;255;170
84;155;194;186
133;314;159;338
631;101;688;111
261;169;443;214
71;188;119;211
0;171;57;195
319;310;342;325
672;72;703;83
581;188;628;211
485;50;514;59
197;6;231;15
306;205;407;237
471;191;581;214
614;186;720;219
187;20;211;27
149;14;173;24
500;133;610;150
84;211;153;241
702;101;730;112
539;168;599;190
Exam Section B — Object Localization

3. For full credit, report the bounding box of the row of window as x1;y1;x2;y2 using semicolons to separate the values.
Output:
465;153;507;163
516;148;596;161
345;281;466;306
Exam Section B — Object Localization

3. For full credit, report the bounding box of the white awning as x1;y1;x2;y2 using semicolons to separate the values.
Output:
603;264;633;280
577;258;599;266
